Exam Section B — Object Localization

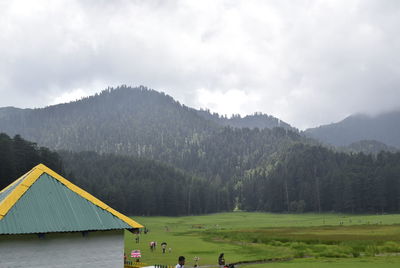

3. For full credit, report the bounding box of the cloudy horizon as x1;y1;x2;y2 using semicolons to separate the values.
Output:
1;0;400;129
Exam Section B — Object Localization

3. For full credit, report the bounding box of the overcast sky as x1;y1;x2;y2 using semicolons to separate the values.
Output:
1;0;400;129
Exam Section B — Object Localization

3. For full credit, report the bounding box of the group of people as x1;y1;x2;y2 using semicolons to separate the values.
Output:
149;241;172;253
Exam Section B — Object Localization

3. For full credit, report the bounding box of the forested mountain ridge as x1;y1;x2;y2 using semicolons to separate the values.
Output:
304;111;400;148
0;86;307;182
0;86;218;154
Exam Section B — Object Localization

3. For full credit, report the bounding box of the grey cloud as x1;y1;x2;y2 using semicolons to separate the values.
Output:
0;0;399;129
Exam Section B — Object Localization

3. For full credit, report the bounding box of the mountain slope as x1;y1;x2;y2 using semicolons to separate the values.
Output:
0;86;304;182
0;85;218;154
304;111;400;148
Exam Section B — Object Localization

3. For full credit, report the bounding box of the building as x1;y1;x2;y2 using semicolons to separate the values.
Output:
0;164;143;267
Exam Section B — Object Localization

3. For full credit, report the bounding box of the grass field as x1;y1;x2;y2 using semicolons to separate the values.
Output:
124;212;400;267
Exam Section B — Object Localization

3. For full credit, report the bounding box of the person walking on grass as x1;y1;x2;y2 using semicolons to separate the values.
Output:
161;242;167;253
176;256;185;268
218;253;225;267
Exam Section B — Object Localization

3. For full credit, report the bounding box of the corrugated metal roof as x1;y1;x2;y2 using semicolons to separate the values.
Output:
0;164;143;234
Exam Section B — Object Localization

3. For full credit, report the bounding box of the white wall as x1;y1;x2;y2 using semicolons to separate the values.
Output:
0;230;124;268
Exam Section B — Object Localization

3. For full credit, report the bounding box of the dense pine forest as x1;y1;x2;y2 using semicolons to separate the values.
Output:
0;133;63;190
1;86;400;215
60;151;233;215
241;143;400;213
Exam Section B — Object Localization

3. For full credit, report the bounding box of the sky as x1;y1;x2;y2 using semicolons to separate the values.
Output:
1;0;400;129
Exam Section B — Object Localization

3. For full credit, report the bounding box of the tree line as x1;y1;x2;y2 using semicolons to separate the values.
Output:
240;143;400;213
1;133;400;215
0;133;63;190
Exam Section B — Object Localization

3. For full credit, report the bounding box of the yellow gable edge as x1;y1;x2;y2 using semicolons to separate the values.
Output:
0;168;44;218
36;164;143;229
0;168;34;194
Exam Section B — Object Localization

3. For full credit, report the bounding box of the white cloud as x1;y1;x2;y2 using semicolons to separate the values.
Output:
195;88;260;116
0;0;400;129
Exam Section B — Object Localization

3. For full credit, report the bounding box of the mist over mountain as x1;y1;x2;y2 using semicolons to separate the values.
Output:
304;111;400;148
341;140;398;155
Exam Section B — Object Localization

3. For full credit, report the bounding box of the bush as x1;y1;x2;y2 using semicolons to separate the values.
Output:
317;245;351;258
294;248;314;258
289;242;308;250
380;241;400;253
351;250;360;258
365;245;380;257
269;240;284;247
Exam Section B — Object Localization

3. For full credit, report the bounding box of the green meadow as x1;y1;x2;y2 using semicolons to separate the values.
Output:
124;212;400;267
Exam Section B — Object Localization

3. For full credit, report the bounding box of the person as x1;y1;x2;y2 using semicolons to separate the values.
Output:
218;253;225;267
161;242;167;254
194;256;200;267
176;256;185;268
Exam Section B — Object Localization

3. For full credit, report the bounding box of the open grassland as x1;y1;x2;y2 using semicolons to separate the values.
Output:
124;212;400;267
240;257;400;268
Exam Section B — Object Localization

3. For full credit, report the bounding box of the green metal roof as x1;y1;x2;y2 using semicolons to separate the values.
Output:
0;166;142;235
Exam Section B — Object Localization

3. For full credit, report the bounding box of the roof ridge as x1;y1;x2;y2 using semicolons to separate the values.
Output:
0;164;142;229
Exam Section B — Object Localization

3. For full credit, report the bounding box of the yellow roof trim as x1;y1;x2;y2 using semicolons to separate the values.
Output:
0;164;143;228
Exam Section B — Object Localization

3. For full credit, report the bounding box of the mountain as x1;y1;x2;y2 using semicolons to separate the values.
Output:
0;86;218;154
304;111;400;148
0;86;304;182
196;110;294;130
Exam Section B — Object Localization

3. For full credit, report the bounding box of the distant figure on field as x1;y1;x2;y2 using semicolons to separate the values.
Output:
135;234;139;243
161;242;167;254
169;247;172;253
176;256;185;268
218;253;225;267
194;256;200;267
150;241;156;251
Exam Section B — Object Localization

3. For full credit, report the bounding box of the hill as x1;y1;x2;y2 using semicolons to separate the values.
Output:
304;111;400;148
0;86;304;182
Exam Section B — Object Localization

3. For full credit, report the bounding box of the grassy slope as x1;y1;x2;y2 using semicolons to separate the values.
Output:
124;212;400;267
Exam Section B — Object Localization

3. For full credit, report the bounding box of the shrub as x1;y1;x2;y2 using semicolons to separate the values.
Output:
380;241;400;253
